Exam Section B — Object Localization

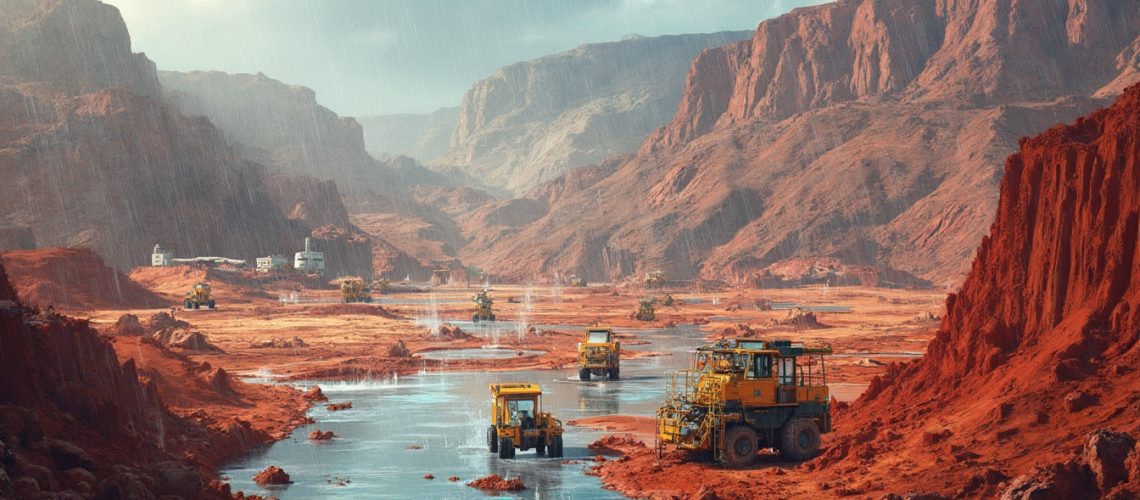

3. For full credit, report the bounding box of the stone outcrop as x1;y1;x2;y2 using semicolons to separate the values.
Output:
439;31;753;193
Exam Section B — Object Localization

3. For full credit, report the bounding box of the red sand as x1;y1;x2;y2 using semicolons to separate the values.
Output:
1;247;166;310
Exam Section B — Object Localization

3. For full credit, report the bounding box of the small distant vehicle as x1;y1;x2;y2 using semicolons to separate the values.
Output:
340;279;372;303
635;298;656;321
656;338;833;466
370;277;391;294
569;275;587;287
487;383;564;459
183;283;216;310
473;289;496;322
644;270;666;289
578;328;620;381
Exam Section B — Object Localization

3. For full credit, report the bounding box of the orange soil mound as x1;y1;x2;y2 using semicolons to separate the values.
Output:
306;303;401;318
1;247;165;310
818;82;1140;497
467;474;525;492
128;265;271;304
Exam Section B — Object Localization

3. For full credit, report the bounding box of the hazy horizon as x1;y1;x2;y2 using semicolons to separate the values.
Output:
105;0;824;117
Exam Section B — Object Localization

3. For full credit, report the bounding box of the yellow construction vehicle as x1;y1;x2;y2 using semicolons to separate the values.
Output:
569;275;587;287
578;328;620;381
340;278;372;303
370;277;391;294
473;289;496;322
644;270;666;288
657;338;832;466
487;383;564;459
183;283;215;310
635;298;656;321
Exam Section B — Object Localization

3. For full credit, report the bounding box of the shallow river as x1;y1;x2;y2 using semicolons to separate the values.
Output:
221;324;864;498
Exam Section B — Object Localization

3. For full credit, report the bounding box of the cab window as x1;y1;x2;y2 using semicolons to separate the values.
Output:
778;357;795;385
749;355;772;379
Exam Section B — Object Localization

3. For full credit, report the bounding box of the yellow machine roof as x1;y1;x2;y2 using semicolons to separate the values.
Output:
490;383;542;396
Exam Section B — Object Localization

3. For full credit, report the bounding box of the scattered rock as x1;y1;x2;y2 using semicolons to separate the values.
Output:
922;427;953;445
770;307;827;329
204;367;234;393
593;455;606;462
467;474;525;492
252;466;293;485
1001;459;1093;499
146;311;189;332
302;386;328;402
448;476;460;482
1064;390;1098;412
692;485;719;500
107;314;145;336
308;430;335;441
423;474;434;480
250;336;307;348
1082;430;1135;491
326;402;353;411
151;460;202;498
386;340;411;358
43;439;95;472
405;444;423;450
437;324;476;340
152;328;221;352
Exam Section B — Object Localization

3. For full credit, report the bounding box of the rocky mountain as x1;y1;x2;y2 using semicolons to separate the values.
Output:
0;0;373;276
358;107;458;164
438;31;753;193
819;81;1140;499
459;0;1140;286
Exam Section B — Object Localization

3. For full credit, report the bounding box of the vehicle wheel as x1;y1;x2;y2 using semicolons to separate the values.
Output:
193;302;200;309
579;368;591;381
723;425;759;467
184;300;193;310
488;426;498;453
499;437;514;459
490;313;496;321
473;314;479;323
550;436;563;458
207;300;216;309
609;367;620;380
779;418;821;461
536;436;546;457
364;297;372;303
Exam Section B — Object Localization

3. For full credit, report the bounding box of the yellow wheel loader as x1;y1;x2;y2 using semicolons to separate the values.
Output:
578;328;620;381
340;278;372;303
644;270;666;289
487;383;564;459
183;283;215;310
635;298;656;321
473;289;496;322
656;338;832;466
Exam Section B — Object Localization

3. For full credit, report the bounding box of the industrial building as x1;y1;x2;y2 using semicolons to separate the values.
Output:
294;237;325;275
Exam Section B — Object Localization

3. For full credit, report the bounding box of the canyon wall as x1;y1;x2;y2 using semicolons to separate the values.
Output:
819;80;1140;499
438;31;753;193
358;107;458;164
461;0;1140;285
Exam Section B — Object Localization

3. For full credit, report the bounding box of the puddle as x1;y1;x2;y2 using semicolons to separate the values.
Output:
221;324;868;498
418;348;547;361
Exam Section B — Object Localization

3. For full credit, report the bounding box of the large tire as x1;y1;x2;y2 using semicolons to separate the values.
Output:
473;314;479;323
723;425;759;467
489;313;496;321
498;436;514;459
207;299;216;309
779;418;821;461
184;300;193;310
193;301;200;310
608;367;620;380
579;368;591;381
549;435;563;458
488;426;498;453
536;435;546;457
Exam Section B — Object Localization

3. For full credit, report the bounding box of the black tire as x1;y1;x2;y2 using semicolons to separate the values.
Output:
490;313;496;321
550;436;563;458
184;300;193;310
536;436;546;457
193;302;200;310
723;425;759;467
779;418;821;461
207;299;216;309
609;367;620;380
498;436;514;459
579;368;591;381
473;314;479;323
488;426;498;453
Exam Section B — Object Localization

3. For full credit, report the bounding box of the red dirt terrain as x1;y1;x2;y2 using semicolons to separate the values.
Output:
588;81;1140;499
1;247;166;310
0;261;310;498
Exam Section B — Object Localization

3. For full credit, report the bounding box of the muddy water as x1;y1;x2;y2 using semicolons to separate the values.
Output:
221;326;866;498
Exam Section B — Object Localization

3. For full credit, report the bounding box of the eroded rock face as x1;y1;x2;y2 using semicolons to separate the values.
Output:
458;0;1140;286
440;31;753;193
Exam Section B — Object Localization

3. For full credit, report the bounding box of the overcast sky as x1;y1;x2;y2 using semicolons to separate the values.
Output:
106;0;824;116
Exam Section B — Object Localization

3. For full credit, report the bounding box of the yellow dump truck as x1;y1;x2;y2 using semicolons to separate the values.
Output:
657;338;832;466
183;283;215;310
487;383;564;459
578;328;620;381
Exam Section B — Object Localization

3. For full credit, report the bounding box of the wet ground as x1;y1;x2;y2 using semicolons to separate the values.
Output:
220;326;736;498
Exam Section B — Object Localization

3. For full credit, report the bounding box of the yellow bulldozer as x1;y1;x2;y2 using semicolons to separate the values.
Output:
578;328;620;381
569;275;587;287
644;270;666;288
340;278;372;303
473;289;496;322
487;383;564;459
656;338;832;466
183;283;215;310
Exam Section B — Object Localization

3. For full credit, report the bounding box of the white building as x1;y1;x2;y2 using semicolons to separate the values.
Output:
256;255;289;272
294;237;325;275
151;244;173;267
